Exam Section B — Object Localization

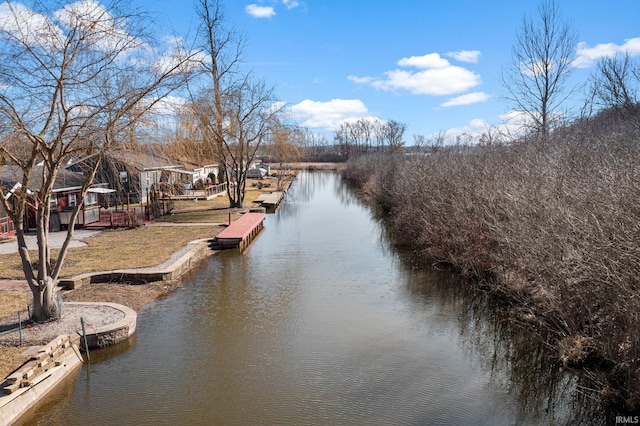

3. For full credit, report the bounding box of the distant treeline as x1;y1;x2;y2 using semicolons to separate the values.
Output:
342;111;640;411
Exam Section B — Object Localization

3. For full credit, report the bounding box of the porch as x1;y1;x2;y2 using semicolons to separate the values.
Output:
0;216;15;238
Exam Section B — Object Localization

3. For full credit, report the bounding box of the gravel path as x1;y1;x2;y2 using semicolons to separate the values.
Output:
0;304;124;347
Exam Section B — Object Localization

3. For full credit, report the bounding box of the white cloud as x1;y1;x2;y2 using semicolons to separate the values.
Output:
446;50;481;63
375;67;480;96
351;52;481;96
143;95;187;116
347;75;375;84
282;0;300;9
398;53;450;69
434;118;489;141
245;4;276;18
55;0;144;52
432;111;544;145
499;110;531;123
0;3;62;50
288;99;373;130
154;45;205;75
0;1;146;55
440;92;490;108
573;37;640;68
494;110;537;138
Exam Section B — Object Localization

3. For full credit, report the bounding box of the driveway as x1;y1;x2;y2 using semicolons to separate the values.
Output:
0;230;101;255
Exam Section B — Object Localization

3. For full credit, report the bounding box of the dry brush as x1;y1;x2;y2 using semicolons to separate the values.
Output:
343;119;640;411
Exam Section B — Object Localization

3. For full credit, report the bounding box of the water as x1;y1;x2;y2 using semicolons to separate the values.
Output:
17;172;604;425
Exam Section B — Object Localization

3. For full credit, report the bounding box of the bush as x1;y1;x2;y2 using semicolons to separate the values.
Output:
343;115;640;410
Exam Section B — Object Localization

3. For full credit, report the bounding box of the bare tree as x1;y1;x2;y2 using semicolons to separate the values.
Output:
333;118;407;156
588;52;639;116
301;130;335;162
501;0;578;140
193;0;282;207
380;119;406;153
414;131;446;154
214;78;282;206
0;0;195;321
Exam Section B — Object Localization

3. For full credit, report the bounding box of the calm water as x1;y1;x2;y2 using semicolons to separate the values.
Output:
18;172;604;425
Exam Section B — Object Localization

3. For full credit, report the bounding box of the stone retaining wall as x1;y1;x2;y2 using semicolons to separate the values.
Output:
59;239;212;290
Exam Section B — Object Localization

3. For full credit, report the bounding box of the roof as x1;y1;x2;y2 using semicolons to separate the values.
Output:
0;165;107;193
142;166;195;176
67;150;182;175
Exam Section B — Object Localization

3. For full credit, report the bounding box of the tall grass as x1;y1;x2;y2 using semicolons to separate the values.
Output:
343;118;640;410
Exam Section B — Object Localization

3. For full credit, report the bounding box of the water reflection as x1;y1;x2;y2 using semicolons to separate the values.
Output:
401;263;608;425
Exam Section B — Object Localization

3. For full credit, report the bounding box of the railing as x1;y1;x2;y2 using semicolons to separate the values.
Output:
98;209;146;228
182;182;228;199
1;216;15;236
206;182;228;197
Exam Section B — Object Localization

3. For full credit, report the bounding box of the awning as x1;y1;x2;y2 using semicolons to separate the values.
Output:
88;187;117;194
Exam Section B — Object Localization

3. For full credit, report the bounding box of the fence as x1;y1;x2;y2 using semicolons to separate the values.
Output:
98;209;146;228
179;182;229;199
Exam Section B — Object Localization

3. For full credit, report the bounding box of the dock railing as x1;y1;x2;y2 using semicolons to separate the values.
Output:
176;182;228;200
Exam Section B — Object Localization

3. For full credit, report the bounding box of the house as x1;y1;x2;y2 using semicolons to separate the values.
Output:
68;151;221;204
190;164;220;186
0;165;115;231
246;162;270;179
68;151;179;204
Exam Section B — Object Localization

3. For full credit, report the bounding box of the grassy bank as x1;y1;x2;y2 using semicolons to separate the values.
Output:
342;120;640;411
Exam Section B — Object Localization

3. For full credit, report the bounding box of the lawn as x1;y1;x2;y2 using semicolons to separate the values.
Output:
0;225;218;280
157;185;264;223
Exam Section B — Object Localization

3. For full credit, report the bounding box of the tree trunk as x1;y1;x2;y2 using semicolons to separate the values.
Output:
30;276;61;322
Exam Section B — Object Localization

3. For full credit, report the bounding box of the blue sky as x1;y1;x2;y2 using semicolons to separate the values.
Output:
173;0;639;142
9;0;640;143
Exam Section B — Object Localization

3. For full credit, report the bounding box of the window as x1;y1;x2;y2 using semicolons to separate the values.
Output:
120;171;128;183
68;193;77;208
49;194;57;210
85;192;98;206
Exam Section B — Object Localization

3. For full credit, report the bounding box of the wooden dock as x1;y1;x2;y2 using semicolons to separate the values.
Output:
253;191;285;211
214;212;265;251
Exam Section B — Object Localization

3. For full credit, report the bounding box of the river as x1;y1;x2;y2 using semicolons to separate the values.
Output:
17;172;604;425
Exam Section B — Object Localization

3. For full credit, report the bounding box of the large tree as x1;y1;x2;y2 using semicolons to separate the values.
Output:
501;0;578;139
194;0;281;208
0;0;195;322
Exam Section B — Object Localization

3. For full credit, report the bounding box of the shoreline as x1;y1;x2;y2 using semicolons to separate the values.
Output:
0;171;299;423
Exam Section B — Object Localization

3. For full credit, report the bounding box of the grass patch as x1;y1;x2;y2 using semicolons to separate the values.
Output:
0;347;28;381
158;205;234;223
0;291;29;318
157;184;265;223
61;225;217;276
0;225;218;280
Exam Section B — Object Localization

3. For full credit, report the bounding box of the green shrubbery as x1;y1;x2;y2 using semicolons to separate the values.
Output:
343;117;640;410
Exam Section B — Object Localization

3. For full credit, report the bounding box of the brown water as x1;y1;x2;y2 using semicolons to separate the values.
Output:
17;172;605;425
